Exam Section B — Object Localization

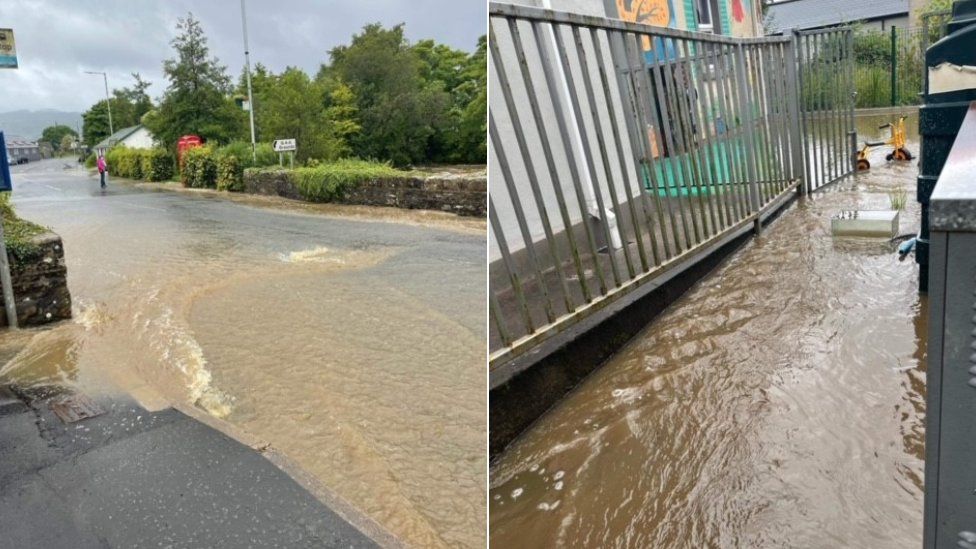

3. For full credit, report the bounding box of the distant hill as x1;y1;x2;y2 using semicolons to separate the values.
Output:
0;109;83;140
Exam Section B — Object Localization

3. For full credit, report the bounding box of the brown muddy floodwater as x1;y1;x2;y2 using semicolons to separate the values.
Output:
0;160;486;548
490;114;926;547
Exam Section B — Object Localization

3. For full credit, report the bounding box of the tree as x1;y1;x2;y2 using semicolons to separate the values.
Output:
323;81;360;159
81;74;154;147
40;124;78;153
59;133;76;153
143;13;245;150
324;23;451;167
254;67;333;162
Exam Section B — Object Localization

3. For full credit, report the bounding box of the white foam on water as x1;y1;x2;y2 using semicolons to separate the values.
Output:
280;246;345;264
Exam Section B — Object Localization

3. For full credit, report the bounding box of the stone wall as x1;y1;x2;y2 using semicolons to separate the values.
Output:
0;233;72;327
243;169;486;217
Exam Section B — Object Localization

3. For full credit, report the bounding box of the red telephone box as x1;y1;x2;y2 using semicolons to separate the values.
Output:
176;135;202;169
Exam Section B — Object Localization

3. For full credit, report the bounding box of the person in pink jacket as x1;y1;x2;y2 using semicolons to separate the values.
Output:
96;154;107;188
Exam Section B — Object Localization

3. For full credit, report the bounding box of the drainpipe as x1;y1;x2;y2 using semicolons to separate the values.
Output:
540;0;623;250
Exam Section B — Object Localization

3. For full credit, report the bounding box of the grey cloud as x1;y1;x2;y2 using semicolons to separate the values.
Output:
0;0;486;112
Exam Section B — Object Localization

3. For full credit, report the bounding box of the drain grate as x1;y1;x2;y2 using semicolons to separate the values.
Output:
49;393;104;424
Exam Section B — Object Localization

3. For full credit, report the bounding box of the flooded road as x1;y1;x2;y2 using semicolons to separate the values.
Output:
490;114;926;547
0;159;486;548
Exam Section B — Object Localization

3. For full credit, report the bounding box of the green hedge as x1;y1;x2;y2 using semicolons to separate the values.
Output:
85;153;96;168
182;146;217;188
287;159;405;202
141;148;175;182
216;154;243;192
101;147;175;182
0;193;46;264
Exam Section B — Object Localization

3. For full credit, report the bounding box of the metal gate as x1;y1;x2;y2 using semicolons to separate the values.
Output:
794;27;857;192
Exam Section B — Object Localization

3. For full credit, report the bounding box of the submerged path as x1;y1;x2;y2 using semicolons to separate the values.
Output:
0;159;487;548
490;126;926;547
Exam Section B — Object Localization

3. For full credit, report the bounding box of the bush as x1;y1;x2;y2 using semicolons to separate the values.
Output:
287;159;405;202
216;154;243;191
142;148;175;182
181;146;217;188
85;153;96;168
0;193;46;264
216;141;278;169
105;147;143;180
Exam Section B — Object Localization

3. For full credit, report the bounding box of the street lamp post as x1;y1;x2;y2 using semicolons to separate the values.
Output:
240;0;257;163
85;71;114;138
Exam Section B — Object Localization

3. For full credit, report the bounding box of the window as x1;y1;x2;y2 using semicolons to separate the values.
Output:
696;0;714;32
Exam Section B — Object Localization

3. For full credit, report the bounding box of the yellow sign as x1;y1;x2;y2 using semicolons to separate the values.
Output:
0;28;17;69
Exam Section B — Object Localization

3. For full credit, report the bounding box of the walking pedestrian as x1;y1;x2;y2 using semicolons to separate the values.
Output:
97;153;107;188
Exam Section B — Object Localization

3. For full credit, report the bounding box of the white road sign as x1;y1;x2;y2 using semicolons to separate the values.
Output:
273;139;296;152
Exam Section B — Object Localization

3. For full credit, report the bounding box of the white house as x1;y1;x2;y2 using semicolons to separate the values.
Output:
92;125;155;156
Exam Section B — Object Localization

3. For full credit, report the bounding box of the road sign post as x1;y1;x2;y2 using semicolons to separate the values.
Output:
0;133;18;328
273;139;297;169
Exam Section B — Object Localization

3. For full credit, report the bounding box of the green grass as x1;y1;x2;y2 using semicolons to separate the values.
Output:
0;194;47;264
287;159;407;202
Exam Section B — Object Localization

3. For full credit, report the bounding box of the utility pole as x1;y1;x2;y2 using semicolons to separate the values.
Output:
241;0;257;163
85;71;113;137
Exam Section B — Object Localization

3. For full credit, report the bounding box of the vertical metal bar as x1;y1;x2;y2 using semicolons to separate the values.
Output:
613;30;667;265
519;20;594;305
648;42;694;251
573;27;634;278
659;38;704;244
489;289;512;347
675;38;718;237
489;25;569;318
890;25;898;107
550;23;612;296
686;39;723;235
723;42;751;218
695;38;732;230
712;42;747;221
797;31;812;193
814;32;827;190
847;28;857;176
734;42;762;232
0;214;17;329
489;195;535;336
552;25;622;292
488;114;558;324
628;32;684;259
752;44;774;203
590;28;650;274
767;42;787;193
784;31;806;191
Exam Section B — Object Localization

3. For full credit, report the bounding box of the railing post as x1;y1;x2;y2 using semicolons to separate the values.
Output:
890;25;898;107
784;28;806;195
734;43;762;233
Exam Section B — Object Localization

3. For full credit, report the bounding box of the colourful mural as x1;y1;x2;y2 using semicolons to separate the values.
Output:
614;0;678;61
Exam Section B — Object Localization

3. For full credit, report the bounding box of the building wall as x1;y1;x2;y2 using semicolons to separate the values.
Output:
121;126;155;149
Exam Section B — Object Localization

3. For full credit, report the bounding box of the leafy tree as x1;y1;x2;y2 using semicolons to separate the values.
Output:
324;23;451;167
59;133;76;154
253;67;332;162
323;81;361;159
81;74;154;146
143;12;245;150
40;124;78;152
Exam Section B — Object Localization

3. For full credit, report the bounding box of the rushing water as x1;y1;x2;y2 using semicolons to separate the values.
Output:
0;160;486;549
490;114;926;547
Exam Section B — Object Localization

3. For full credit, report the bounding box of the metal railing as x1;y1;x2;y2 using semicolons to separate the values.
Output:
488;3;814;371
795;27;856;190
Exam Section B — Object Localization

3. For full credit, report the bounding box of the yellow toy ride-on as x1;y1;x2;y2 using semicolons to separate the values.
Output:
856;116;913;171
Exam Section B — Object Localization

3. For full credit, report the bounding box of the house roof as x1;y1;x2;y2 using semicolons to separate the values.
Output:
92;124;143;150
4;136;38;149
766;0;909;33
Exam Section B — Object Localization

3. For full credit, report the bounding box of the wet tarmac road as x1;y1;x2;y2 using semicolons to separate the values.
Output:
490;116;926;547
0;159;487;548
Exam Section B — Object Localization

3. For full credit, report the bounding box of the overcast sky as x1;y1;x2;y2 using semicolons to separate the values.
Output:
0;0;487;113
